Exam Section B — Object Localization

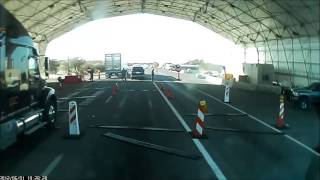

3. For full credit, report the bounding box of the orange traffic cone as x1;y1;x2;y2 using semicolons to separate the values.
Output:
112;84;117;96
165;87;173;99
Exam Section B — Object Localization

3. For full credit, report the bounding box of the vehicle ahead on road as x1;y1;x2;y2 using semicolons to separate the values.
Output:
290;82;320;110
131;66;145;79
105;53;121;78
180;65;200;74
163;63;174;70
204;70;220;77
0;4;57;150
196;73;206;79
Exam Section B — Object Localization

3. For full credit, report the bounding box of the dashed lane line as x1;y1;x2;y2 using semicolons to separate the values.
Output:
148;99;153;108
105;96;113;104
41;153;64;176
59;95;96;100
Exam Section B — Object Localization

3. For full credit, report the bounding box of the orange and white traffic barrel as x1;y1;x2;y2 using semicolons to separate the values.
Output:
275;95;289;129
192;100;208;138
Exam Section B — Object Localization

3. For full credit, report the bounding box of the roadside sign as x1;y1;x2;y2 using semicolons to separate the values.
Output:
175;65;181;72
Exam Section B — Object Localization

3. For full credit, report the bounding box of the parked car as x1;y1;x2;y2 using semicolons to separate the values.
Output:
169;65;175;71
204;71;219;77
290;82;320;110
131;66;145;79
196;73;206;79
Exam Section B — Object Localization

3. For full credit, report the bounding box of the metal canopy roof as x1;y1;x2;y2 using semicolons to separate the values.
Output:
3;0;320;45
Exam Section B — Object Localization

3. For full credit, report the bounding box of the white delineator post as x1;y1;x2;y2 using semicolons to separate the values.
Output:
224;82;230;103
69;101;80;136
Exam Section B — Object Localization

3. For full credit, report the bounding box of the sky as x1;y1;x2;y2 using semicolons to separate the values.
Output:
46;14;256;74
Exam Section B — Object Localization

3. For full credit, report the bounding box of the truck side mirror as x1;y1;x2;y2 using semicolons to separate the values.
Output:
44;57;49;77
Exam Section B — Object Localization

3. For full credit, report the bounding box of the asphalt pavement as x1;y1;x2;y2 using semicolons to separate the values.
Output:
0;73;319;180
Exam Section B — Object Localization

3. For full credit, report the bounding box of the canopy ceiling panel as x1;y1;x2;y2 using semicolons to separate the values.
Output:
2;0;319;45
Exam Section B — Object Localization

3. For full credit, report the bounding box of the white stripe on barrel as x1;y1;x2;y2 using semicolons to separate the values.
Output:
196;123;203;135
193;101;206;136
198;109;205;122
279;102;284;119
224;84;230;103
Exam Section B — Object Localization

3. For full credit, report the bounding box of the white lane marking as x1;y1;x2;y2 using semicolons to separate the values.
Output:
59;96;96;100
75;87;108;91
197;89;320;157
41;153;64;176
118;94;128;108
75;95;96;99
142;89;149;92
105;96;113;104
79;90;104;106
153;82;227;180
57;109;68;112
95;87;109;90
59;81;98;100
92;90;105;97
284;135;320;156
69;91;80;97
58;91;81;103
192;139;226;178
75;88;89;91
148;99;153;108
128;89;136;92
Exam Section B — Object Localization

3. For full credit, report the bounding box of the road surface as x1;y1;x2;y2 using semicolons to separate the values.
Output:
0;73;319;180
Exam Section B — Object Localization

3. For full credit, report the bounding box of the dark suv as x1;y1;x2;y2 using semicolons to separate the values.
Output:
131;66;145;79
290;82;320;110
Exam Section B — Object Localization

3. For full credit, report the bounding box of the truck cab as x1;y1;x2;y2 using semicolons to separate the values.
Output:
0;5;57;149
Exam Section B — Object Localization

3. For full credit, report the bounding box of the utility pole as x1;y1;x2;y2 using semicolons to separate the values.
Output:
68;56;70;75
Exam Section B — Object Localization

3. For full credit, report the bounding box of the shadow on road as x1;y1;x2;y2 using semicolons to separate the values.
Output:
130;74;177;82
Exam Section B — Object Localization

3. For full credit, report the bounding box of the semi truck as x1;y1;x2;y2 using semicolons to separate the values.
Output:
0;5;57;150
105;53;121;78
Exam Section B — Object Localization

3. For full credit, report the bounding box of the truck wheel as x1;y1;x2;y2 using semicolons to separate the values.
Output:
44;100;57;127
299;97;309;110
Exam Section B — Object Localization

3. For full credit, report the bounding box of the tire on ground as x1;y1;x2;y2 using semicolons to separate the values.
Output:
43;99;57;128
298;97;309;110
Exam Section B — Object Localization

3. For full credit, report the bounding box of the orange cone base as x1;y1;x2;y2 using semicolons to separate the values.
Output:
275;123;290;129
62;131;85;139
112;86;117;96
167;95;173;99
165;89;173;99
275;118;290;129
190;131;208;139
